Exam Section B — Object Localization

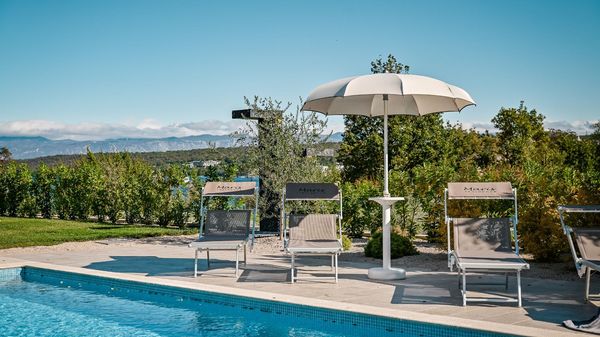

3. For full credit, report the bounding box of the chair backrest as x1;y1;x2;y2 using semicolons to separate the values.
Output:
573;228;600;261
447;182;514;200
446;182;519;256
203;181;256;197
558;206;600;271
453;218;512;257
203;210;251;238
288;214;338;241
285;183;340;201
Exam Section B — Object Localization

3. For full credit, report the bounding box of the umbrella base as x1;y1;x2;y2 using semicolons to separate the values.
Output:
368;267;406;280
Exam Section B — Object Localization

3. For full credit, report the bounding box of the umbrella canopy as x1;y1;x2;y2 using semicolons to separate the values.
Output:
302;73;475;117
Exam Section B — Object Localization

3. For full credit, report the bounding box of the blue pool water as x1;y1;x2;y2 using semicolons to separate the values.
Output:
0;267;513;337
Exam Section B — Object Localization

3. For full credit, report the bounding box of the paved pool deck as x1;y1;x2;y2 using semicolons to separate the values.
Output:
0;237;596;336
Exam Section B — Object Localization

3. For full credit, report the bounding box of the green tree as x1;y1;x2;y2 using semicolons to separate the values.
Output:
33;163;54;218
341;180;381;237
53;164;71;219
0;147;11;162
138;163;159;225
100;153;126;224
492;103;547;164
1;162;33;216
155;164;186;227
122;154;146;224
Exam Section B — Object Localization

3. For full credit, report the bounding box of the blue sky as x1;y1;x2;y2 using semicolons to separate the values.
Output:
0;0;598;140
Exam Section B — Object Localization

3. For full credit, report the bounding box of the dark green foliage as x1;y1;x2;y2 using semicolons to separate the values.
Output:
364;231;418;259
0;150;203;227
492;105;547;164
341;180;381;237
0;147;11;162
0;162;32;216
33;163;54;218
341;235;352;251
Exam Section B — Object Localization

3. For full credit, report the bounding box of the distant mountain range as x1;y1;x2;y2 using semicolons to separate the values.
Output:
0;132;343;160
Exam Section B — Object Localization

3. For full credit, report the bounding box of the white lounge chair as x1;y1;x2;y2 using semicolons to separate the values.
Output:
282;183;343;283
558;205;600;301
445;182;530;307
189;181;258;277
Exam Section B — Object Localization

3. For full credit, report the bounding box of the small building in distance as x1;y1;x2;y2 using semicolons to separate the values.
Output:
187;160;221;168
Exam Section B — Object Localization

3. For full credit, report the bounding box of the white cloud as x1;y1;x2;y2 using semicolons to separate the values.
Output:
0;119;245;141
456;121;497;134
457;120;597;135
544;120;598;135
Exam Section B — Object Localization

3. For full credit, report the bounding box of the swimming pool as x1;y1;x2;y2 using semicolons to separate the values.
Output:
0;267;514;337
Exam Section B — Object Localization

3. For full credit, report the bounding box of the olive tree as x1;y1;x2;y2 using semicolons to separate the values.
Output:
234;96;328;233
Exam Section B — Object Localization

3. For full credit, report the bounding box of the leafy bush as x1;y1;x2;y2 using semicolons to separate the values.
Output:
364;231;418;259
341;180;381;237
341;234;352;251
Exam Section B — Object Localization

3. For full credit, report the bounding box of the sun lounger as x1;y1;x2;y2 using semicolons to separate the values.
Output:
445;182;529;307
189;181;258;277
558;205;600;301
282;183;343;283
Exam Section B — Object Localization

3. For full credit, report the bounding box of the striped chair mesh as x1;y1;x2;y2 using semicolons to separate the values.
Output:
204;210;251;237
288;214;337;241
453;218;512;257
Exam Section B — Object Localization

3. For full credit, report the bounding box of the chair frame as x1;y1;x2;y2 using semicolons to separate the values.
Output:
282;183;343;283
191;181;259;277
444;182;529;307
558;205;600;301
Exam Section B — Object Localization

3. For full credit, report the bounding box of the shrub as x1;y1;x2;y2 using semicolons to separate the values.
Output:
170;189;189;228
341;180;381;237
341;234;352;251
364;231;418;259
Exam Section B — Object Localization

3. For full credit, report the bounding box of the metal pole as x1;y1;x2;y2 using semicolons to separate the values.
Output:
383;95;390;197
382;203;391;270
199;193;205;240
382;95;391;270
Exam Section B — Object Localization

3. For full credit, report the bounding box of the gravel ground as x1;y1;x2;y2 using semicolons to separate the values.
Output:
0;235;580;281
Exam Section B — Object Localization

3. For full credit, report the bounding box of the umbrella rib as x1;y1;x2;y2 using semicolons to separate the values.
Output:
447;85;461;112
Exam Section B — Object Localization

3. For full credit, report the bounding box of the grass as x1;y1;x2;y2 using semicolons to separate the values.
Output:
0;217;197;249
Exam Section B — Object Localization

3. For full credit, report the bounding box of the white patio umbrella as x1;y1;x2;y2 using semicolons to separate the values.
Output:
301;73;475;280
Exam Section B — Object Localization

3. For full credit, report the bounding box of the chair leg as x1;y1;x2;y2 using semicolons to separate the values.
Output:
331;255;334;270
291;254;295;284
585;268;591;302
206;250;210;269
457;270;461;289
235;248;239;277
517;270;522;307
462;269;467;306
194;249;198;278
334;254;338;283
244;244;247;265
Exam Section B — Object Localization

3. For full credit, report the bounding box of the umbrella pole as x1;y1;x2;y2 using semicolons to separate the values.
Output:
383;95;390;197
367;95;406;280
